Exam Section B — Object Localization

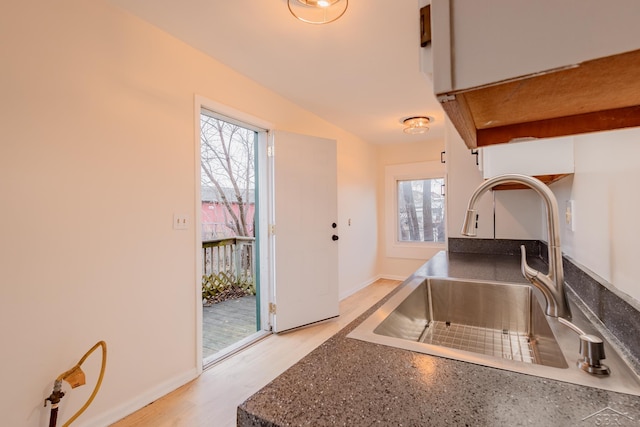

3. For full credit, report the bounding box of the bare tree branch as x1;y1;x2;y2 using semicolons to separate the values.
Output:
200;115;255;237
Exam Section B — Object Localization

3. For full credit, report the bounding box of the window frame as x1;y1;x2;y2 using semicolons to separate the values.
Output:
385;161;446;259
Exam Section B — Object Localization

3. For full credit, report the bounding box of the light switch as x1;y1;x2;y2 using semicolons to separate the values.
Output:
173;214;189;230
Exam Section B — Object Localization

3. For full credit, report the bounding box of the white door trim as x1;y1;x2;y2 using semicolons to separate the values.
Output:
193;95;274;373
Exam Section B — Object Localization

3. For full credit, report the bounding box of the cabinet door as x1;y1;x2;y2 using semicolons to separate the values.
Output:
432;0;640;94
431;1;640;148
481;137;574;179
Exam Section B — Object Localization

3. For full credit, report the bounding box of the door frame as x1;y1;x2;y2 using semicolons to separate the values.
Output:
194;95;273;373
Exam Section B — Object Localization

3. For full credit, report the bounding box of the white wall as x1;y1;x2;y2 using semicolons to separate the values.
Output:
446;119;497;239
337;139;380;299
551;128;640;303
377;140;445;279
0;1;378;426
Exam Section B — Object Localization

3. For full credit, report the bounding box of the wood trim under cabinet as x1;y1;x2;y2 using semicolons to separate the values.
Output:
490;174;571;191
439;48;640;149
439;92;478;147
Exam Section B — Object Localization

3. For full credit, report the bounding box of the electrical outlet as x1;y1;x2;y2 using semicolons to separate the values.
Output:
565;200;575;232
173;214;189;230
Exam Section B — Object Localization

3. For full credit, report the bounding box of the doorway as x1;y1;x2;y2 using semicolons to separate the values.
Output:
194;99;341;368
199;107;267;366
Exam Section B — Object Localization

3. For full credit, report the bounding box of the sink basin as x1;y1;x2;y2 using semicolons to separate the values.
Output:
348;276;640;396
373;277;567;369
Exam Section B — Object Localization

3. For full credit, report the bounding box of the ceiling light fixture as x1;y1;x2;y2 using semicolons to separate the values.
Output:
402;116;432;134
288;0;348;25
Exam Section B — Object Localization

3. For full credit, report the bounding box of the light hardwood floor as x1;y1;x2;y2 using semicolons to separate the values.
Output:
111;279;400;427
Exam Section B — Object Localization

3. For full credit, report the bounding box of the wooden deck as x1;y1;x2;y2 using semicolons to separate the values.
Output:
203;295;257;359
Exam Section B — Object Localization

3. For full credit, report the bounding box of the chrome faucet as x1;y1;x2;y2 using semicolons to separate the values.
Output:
460;174;572;319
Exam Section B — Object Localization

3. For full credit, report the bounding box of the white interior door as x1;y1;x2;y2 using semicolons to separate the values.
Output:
270;131;339;332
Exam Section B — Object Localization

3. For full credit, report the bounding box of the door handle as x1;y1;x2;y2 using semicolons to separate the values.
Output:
332;235;339;241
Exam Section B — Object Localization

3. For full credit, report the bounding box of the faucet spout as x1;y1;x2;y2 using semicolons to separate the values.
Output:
461;174;571;319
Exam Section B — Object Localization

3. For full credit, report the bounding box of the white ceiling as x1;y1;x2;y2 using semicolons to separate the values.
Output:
110;0;445;145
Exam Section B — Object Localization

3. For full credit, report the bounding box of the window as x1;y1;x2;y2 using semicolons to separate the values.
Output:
200;108;258;240
397;178;445;243
385;161;446;259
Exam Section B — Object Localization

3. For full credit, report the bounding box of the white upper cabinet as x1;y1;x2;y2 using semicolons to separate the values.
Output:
480;136;574;188
431;0;640;149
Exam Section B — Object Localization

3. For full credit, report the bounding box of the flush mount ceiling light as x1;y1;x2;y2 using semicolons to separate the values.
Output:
288;0;348;24
402;116;432;134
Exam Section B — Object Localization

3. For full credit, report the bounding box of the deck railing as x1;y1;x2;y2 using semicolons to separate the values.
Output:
202;237;255;301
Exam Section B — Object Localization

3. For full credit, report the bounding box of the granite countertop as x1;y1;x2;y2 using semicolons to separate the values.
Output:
237;252;640;426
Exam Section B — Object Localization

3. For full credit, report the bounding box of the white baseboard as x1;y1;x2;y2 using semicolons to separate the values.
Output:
378;274;409;281
78;368;199;427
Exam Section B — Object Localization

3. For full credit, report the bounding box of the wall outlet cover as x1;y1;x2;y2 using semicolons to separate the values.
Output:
565;200;575;232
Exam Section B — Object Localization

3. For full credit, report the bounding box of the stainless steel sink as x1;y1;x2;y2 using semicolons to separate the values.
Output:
373;277;567;368
348;276;640;396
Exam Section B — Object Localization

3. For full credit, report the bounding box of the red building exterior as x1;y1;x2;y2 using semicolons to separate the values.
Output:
201;201;255;240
